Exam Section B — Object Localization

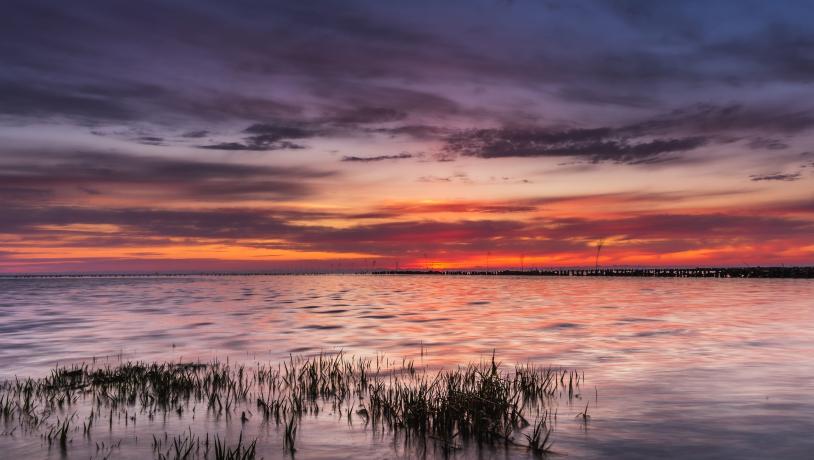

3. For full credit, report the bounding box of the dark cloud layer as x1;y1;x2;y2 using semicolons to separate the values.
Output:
3;1;812;135
445;126;707;163
0;150;335;200
443;101;814;163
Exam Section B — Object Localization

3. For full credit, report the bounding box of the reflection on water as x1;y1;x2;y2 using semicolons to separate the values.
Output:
1;275;813;458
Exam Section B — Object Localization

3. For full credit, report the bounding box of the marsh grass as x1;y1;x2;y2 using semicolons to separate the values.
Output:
0;353;586;458
215;432;257;460
525;413;554;457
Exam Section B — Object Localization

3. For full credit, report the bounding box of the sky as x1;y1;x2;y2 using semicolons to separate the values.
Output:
1;0;813;273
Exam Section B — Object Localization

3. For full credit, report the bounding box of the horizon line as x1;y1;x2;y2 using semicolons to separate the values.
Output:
2;266;813;279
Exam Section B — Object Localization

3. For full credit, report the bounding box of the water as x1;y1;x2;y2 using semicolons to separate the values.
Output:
1;275;813;458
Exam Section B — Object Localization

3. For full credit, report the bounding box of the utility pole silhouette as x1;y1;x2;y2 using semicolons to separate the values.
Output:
595;239;605;270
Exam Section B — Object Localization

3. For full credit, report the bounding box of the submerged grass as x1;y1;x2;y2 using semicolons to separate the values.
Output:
214;432;257;460
0;353;586;458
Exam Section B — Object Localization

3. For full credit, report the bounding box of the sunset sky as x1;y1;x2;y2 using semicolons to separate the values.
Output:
2;0;813;273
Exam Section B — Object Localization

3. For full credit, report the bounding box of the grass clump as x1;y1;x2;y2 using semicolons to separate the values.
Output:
214;432;256;460
1;353;586;458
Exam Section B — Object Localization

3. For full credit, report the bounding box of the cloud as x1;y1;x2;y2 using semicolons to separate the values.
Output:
0;80;305;127
3;187;812;268
0;202;531;257
749;172;802;182
762;197;814;214
747;137;789;150
341;153;413;162
536;213;814;242
703;23;814;84
181;130;209;138
597;1;814;90
294;219;528;255
370;124;449;139
136;136;164;145
3;1;812;165
417;173;472;183
0;81;155;122
242;123;313;139
327;106;407;124
633;103;814;136
0;150;334;200
0;206;293;239
3;0;468;132
198;123;316;150
442;100;814;164
445;126;707;163
0;186;53;201
11;209;810;250
373;201;537;214
554;86;658;108
198;140;306;151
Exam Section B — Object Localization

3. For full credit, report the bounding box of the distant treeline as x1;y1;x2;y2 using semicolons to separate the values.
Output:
372;267;814;278
3;266;813;278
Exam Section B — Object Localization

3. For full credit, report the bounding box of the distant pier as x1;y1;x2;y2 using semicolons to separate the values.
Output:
2;266;812;278
372;267;814;278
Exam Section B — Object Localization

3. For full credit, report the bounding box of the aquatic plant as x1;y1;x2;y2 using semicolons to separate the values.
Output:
214;432;256;460
525;413;554;457
0;353;585;458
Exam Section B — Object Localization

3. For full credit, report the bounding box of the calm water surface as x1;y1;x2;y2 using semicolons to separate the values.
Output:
1;275;813;458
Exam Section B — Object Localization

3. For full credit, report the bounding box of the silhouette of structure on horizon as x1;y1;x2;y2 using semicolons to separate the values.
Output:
4;266;813;278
